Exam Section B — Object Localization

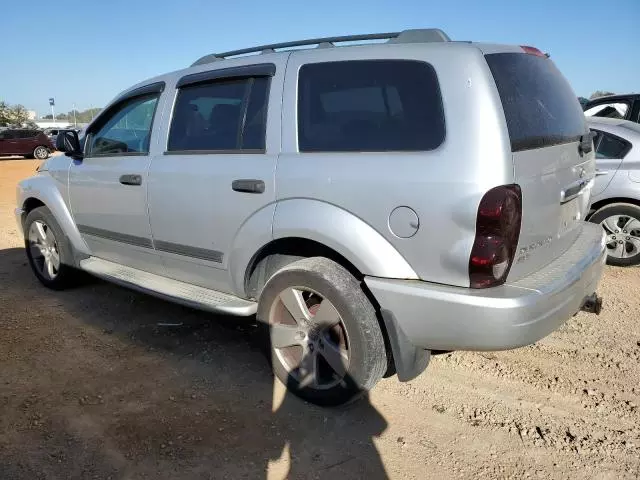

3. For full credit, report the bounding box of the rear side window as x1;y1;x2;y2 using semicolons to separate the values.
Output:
485;53;587;152
168;77;269;152
0;130;16;139
591;129;631;159
297;60;445;152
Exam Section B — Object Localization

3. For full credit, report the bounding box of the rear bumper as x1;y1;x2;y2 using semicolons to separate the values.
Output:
366;222;606;351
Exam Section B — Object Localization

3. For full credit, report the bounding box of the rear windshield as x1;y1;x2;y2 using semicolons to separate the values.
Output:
485;53;587;152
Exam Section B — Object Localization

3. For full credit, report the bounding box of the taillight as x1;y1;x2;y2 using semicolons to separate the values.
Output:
469;185;522;288
520;45;546;57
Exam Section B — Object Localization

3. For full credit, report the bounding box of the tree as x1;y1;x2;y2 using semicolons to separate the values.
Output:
77;108;101;123
589;91;616;100
43;107;102;124
0;101;31;127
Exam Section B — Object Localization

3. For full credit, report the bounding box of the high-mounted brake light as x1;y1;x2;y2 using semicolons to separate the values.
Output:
469;185;522;288
520;45;546;57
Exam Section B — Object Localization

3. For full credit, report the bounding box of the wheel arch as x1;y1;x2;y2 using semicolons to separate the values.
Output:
227;199;419;298
21;197;46;224
17;176;90;260
588;196;640;219
243;237;362;299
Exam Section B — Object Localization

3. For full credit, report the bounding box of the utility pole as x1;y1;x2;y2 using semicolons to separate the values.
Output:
72;103;77;127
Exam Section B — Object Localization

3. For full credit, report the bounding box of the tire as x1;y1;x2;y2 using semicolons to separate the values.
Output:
257;257;387;406
33;146;49;160
589;202;640;267
24;206;80;290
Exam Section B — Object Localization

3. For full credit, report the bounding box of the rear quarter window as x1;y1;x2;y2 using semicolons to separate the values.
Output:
485;53;588;152
297;60;445;152
591;129;632;159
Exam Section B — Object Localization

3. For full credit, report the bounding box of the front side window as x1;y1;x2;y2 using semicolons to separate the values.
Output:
88;95;159;156
584;102;630;119
297;60;445;152
167;76;269;152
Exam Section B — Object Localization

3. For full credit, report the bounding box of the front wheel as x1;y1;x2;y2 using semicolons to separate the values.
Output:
589;203;640;266
33;146;50;160
24;206;80;289
257;257;387;406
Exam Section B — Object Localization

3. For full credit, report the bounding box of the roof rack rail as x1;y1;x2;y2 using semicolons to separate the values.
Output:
191;28;450;67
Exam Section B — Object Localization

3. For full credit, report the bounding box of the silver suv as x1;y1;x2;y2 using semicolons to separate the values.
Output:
16;29;606;406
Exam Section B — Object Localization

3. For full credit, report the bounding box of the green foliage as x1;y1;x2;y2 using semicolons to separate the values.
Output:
44;108;102;124
0;101;31;127
74;108;102;124
1;101;102;127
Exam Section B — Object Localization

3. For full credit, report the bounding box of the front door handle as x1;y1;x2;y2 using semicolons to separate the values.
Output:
595;170;609;176
120;174;142;186
232;179;265;194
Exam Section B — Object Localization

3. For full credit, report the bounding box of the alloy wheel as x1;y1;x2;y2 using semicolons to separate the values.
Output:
34;147;48;159
269;287;350;390
601;214;640;259
28;220;60;280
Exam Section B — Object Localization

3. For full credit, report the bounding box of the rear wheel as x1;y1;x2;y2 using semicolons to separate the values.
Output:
24;206;80;289
33;146;49;160
589;203;640;266
257;257;387;406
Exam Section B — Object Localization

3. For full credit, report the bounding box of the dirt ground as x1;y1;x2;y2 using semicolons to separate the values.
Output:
0;157;639;480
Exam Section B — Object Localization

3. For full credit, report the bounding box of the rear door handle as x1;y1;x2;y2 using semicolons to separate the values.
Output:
232;179;265;194
119;174;142;186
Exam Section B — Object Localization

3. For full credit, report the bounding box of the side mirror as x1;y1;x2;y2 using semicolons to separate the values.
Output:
56;130;83;159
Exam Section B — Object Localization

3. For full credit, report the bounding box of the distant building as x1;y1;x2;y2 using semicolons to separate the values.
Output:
27;110;37;120
34;120;78;129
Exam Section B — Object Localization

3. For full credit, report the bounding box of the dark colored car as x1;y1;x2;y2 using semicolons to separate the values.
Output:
0;129;53;159
584;94;640;124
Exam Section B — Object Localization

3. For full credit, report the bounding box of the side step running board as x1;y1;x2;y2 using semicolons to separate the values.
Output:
79;257;257;316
